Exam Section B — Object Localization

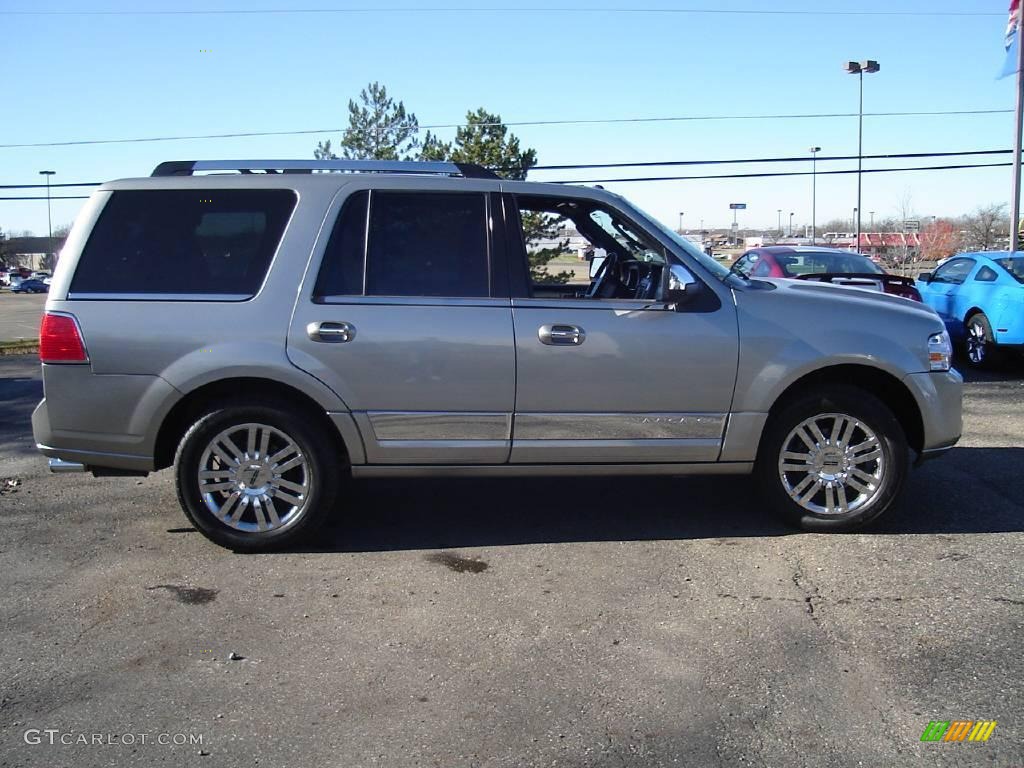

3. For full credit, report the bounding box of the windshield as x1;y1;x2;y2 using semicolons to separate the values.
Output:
994;256;1024;283
778;251;883;277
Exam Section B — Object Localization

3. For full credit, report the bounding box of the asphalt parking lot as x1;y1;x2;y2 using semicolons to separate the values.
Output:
0;292;46;342
1;353;1023;767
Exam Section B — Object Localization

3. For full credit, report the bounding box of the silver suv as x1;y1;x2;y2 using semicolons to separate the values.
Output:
33;159;962;551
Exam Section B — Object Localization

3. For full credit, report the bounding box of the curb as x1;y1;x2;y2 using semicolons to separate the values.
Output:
0;341;38;356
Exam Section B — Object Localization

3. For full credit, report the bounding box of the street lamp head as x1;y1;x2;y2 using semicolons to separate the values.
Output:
39;170;56;176
844;61;862;74
809;146;821;153
861;60;880;73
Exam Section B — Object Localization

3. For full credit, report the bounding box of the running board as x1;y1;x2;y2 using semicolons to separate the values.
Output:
351;462;753;478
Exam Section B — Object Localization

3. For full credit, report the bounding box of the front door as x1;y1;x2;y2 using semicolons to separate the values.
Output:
288;182;515;464
505;191;739;464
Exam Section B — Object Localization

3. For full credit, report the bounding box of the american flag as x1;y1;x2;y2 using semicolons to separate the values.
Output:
1009;0;1021;50
1001;0;1023;78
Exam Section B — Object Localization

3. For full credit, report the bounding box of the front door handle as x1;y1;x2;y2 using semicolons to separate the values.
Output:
538;324;586;346
307;321;356;343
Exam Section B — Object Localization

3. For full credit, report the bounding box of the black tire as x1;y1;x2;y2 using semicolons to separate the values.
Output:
174;401;341;552
755;384;908;532
963;312;1001;369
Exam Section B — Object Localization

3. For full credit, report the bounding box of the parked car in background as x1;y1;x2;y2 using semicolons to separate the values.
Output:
731;246;923;302
916;251;1024;367
2;267;32;287
11;279;49;294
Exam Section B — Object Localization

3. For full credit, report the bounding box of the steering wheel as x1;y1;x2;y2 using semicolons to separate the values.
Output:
586;250;620;299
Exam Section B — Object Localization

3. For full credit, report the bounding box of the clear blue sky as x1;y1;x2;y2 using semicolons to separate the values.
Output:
0;0;1017;236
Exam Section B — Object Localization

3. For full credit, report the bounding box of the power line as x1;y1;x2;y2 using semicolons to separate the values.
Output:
0;109;1010;150
0;182;102;189
0;195;91;201
0;148;1013;191
552;161;1013;185
0;7;1004;17
533;148;1013;171
0;160;1011;201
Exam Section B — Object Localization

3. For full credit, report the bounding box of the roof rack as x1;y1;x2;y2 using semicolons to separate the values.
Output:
151;159;500;180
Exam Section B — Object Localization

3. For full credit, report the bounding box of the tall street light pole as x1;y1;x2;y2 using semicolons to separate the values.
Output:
678;211;684;233
845;59;880;254
789;212;794;237
809;147;821;245
39;170;56;267
777;208;782;237
869;210;875;230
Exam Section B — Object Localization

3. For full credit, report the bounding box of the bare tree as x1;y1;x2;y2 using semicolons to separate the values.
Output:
960;203;1009;251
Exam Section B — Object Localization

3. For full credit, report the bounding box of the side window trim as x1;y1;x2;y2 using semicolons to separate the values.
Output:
362;189;372;296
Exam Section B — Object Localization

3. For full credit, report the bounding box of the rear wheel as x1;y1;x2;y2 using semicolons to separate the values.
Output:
755;385;908;532
964;312;999;369
174;402;341;551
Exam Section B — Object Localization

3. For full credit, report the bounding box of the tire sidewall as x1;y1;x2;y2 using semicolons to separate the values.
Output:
964;313;997;369
756;386;908;532
174;404;337;551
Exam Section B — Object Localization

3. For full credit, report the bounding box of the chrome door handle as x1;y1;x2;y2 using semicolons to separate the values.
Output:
538;324;586;346
306;321;356;343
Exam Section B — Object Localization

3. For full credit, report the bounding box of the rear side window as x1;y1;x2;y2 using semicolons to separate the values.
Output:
71;189;296;298
975;266;998;282
314;190;489;300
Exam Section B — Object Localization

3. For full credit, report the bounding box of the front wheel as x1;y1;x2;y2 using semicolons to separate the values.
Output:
755;385;908;532
964;312;1000;369
174;402;341;551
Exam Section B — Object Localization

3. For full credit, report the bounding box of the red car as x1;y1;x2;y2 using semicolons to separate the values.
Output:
731;246;922;302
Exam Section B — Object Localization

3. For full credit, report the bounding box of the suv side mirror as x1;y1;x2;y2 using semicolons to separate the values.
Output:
917;272;933;283
662;263;697;308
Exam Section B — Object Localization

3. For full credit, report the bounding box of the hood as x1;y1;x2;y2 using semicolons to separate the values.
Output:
745;277;941;322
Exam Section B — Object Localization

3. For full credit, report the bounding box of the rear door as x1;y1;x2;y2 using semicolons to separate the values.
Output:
288;180;515;464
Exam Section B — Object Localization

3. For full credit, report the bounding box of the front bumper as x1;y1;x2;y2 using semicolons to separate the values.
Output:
903;368;963;458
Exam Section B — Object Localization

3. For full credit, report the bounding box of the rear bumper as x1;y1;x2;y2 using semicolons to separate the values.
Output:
903;369;963;456
33;398;155;472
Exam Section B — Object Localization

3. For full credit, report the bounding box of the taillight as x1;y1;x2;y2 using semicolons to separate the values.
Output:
39;312;89;363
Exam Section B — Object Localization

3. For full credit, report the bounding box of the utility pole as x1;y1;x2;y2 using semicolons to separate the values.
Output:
845;60;880;254
1012;2;1024;252
39;170;56;268
809;147;821;245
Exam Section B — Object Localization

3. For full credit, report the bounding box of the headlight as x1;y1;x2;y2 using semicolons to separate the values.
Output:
927;330;952;372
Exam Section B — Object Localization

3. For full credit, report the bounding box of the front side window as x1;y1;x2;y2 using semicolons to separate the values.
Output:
314;190;489;299
732;253;758;278
72;189;296;297
932;258;975;285
515;194;668;301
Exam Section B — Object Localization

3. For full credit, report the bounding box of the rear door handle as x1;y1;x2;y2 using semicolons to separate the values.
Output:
307;321;356;343
538;324;586;346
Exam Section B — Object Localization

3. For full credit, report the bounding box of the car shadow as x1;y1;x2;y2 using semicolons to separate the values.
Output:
291;446;1024;553
956;352;1024;383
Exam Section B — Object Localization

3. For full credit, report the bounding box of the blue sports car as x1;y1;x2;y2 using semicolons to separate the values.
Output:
916;251;1024;367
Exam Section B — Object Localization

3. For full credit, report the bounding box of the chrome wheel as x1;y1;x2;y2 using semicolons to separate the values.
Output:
966;321;987;365
778;413;884;516
197;422;311;533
